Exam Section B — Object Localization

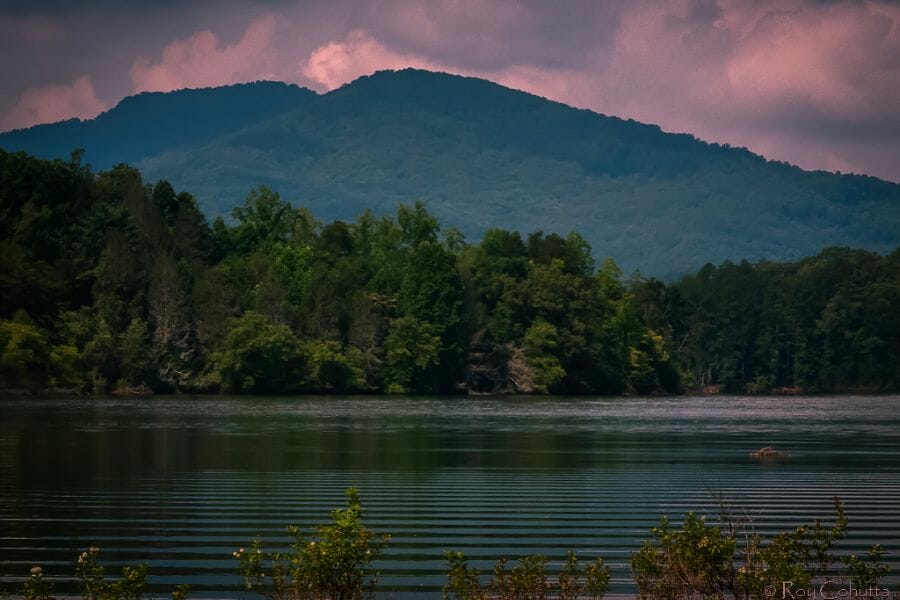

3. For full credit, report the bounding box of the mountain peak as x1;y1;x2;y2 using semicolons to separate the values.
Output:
335;68;550;105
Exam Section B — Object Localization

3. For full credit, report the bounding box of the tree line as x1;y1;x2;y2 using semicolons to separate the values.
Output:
1;150;897;395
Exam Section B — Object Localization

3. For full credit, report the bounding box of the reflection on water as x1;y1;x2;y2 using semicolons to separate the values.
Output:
1;395;899;596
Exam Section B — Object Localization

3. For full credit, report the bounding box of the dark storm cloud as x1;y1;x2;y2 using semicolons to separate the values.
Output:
352;1;625;71
0;0;309;125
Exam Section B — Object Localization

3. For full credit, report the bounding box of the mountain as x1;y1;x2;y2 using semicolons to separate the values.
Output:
2;69;897;276
0;81;315;170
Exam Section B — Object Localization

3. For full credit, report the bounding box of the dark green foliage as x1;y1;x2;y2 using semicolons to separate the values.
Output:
0;151;210;392
213;311;306;393
384;316;442;393
0;318;50;389
648;248;900;393
0;149;896;395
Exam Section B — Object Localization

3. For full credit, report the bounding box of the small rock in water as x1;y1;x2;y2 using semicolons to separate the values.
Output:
749;445;788;459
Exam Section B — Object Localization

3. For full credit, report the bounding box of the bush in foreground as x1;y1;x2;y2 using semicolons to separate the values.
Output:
442;550;610;600
235;487;389;600
631;496;893;599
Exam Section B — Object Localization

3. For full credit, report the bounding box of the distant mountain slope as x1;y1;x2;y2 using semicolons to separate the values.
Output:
2;69;897;276
0;81;315;170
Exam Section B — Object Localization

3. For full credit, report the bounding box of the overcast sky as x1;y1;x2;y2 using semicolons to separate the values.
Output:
2;0;898;181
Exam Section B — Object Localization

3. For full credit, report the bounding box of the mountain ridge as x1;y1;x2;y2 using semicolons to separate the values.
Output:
0;80;316;169
1;68;897;276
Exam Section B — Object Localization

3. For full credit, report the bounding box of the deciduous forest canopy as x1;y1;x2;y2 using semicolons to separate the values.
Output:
1;150;898;395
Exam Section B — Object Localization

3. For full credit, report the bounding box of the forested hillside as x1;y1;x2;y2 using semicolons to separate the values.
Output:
2;150;898;395
2;70;897;277
0;81;314;170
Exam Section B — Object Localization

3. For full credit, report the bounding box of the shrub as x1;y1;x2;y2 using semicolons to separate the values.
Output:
235;488;389;600
443;552;487;600
631;496;893;600
736;498;848;597
442;550;609;600
491;555;549;600
76;546;149;600
631;512;736;598
13;547;164;600
22;565;53;600
843;545;890;591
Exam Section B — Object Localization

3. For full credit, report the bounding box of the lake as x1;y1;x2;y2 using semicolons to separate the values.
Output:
1;395;899;597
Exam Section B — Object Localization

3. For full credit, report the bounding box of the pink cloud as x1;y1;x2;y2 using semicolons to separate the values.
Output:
302;30;446;91
546;0;900;179
130;14;279;93
2;76;106;131
493;65;589;108
724;1;900;117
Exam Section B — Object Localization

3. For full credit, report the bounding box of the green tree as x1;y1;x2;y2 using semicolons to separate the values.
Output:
384;316;442;393
213;311;306;393
523;320;566;393
302;340;367;392
0;318;50;388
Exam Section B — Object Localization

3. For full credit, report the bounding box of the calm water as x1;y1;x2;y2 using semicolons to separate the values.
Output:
1;395;899;597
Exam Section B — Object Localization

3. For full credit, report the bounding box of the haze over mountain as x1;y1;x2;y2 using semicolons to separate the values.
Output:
1;69;897;277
